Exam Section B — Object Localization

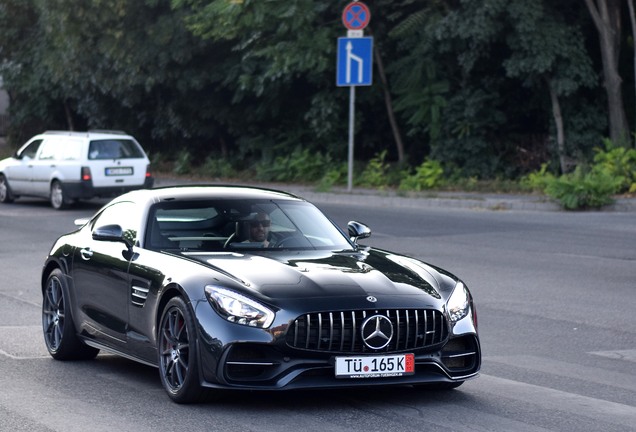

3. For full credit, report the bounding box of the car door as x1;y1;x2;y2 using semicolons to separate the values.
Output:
72;201;141;344
4;138;42;195
30;137;83;197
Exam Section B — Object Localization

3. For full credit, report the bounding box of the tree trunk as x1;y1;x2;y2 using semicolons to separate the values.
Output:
584;0;631;146
546;78;569;173
63;100;75;131
371;38;406;164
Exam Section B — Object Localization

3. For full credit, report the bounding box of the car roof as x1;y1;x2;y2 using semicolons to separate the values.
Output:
116;185;305;204
39;130;135;140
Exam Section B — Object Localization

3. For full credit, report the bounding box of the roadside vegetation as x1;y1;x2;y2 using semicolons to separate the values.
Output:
1;0;636;209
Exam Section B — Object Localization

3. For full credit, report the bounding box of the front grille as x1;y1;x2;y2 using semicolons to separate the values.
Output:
286;309;448;354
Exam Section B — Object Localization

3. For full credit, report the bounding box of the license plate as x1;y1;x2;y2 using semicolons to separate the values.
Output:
335;353;415;378
105;167;133;176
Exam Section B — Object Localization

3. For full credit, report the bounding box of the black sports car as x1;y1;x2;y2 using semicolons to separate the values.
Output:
41;185;480;403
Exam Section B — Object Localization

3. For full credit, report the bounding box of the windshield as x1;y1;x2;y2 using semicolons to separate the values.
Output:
145;199;353;252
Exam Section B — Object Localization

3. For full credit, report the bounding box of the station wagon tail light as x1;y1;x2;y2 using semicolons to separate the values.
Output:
204;286;275;328
145;164;152;178
81;166;92;181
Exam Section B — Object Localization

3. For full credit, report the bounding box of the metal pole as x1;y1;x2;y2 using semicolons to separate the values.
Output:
347;85;355;192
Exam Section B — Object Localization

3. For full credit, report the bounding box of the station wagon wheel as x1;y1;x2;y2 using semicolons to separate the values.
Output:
50;180;70;210
0;174;14;203
158;297;206;403
42;268;100;360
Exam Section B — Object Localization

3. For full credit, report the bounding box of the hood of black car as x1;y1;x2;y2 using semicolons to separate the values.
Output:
186;248;456;306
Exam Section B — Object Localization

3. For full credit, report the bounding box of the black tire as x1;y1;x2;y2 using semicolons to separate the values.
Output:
42;269;100;360
50;180;71;210
158;297;207;403
0;174;14;203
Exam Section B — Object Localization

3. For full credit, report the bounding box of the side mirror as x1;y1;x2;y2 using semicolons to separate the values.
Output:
93;224;134;250
347;221;371;244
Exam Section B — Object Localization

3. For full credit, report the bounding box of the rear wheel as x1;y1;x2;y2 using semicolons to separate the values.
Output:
158;297;207;403
42;269;99;360
0;174;14;203
50;180;72;210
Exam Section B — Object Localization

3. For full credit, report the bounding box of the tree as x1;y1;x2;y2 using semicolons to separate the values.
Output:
584;0;631;146
504;1;597;173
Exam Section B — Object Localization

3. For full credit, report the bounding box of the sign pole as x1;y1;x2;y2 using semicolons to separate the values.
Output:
348;86;355;192
338;1;372;193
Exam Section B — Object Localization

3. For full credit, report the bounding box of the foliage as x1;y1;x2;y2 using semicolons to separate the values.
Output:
544;166;623;210
522;139;633;209
200;155;237;179
399;159;445;191
0;0;628;186
173;150;192;175
592;139;636;192
520;163;557;193
316;163;348;192
254;147;332;183
358;151;390;188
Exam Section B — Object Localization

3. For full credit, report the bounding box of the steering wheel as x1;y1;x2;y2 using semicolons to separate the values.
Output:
223;233;236;249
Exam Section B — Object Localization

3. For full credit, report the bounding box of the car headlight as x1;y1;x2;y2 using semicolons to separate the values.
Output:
204;286;274;328
447;282;470;323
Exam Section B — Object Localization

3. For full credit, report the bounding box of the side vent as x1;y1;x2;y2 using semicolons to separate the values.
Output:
131;285;150;307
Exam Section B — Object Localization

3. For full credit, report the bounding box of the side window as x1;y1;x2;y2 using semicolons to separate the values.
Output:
17;139;42;160
37;140;57;160
92;201;141;245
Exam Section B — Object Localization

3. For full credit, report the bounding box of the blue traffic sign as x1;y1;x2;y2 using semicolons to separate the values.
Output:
336;37;373;87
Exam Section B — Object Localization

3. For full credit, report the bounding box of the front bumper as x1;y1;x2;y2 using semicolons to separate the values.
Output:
194;303;481;391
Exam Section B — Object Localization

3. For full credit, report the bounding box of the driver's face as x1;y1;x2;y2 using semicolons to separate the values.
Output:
249;217;270;242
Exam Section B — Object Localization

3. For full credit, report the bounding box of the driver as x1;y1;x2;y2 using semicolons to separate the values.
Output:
248;212;271;247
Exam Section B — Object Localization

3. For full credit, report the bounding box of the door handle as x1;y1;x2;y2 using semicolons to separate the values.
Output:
80;248;93;260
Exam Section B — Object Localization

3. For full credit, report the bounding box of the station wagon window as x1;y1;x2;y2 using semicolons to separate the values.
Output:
38;139;82;161
18;139;42;160
88;139;144;160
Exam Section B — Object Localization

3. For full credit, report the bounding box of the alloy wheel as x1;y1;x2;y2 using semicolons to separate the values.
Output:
159;307;191;391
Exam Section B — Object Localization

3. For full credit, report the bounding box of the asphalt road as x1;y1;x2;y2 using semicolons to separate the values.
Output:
1;192;635;432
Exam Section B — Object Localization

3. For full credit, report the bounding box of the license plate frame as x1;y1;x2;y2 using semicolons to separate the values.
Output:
105;167;133;176
335;353;415;379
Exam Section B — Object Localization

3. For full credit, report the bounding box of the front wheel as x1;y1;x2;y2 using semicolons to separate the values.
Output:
158;297;207;404
42;269;99;360
0;174;14;203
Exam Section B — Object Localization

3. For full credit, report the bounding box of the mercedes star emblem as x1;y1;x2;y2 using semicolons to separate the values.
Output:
361;315;393;350
366;295;377;303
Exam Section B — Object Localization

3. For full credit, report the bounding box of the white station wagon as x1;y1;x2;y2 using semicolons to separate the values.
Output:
0;130;154;209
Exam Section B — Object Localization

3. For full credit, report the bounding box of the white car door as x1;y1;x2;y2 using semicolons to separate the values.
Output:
30;137;83;197
4;138;43;195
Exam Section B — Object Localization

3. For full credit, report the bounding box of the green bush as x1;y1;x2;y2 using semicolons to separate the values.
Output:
255;148;332;183
544;166;623;210
520;163;556;193
358;151;389;188
592;139;636;193
173;150;192;175
317;164;347;191
200;156;237;179
399;159;445;191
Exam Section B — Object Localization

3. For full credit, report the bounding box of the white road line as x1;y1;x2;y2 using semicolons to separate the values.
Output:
486;354;636;392
589;349;636;363
479;374;636;428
